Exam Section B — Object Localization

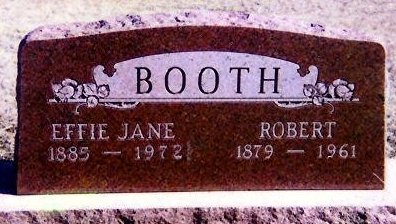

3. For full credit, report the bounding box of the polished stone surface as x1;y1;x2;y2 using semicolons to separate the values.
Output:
16;22;385;194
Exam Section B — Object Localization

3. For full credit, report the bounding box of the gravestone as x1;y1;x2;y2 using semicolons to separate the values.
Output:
16;11;385;194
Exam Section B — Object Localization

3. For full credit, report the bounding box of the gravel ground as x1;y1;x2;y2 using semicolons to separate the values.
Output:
1;0;395;222
1;207;396;223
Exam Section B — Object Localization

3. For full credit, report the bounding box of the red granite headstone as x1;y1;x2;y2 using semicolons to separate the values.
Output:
16;25;385;194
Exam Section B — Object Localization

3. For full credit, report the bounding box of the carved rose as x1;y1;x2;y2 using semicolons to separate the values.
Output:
315;82;327;95
82;83;97;97
303;83;327;105
312;96;325;105
52;79;80;101
73;85;83;98
303;78;355;106
303;84;316;98
87;96;99;108
97;85;110;98
52;78;111;111
53;79;110;99
303;82;328;98
328;79;355;101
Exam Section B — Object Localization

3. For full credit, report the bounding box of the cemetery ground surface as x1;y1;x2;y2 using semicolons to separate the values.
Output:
1;0;396;222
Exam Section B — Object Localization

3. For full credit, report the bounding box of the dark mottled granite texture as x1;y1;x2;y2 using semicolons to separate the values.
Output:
17;26;384;194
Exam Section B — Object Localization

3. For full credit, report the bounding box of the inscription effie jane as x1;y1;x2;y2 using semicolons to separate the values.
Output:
49;122;185;162
51;123;176;141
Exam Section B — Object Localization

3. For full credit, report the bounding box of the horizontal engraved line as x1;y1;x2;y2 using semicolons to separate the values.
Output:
48;98;360;103
102;151;122;155
286;149;305;154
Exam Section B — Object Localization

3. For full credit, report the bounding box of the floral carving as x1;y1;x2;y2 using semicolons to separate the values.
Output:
303;79;356;106
52;78;110;108
50;77;357;115
51;78;137;114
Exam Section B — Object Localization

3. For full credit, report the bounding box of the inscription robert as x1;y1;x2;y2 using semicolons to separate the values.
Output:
259;121;337;139
235;121;356;161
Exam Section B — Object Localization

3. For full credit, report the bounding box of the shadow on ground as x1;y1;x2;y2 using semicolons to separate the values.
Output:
0;160;16;194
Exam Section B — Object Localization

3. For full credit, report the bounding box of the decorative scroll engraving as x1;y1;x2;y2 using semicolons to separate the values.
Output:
48;51;358;114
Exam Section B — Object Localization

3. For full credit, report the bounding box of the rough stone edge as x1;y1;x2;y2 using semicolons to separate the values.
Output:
25;9;375;43
1;207;395;223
